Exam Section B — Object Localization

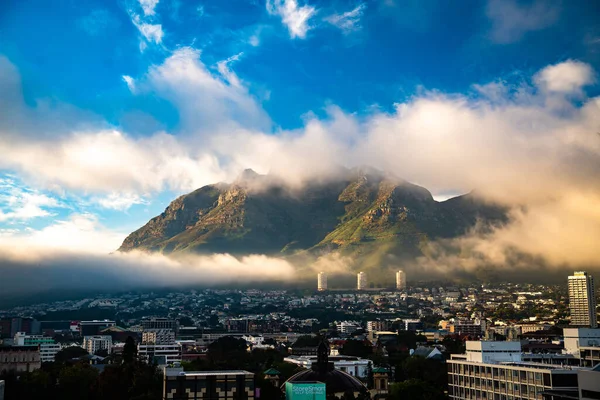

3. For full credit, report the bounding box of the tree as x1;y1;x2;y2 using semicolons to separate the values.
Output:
55;346;89;364
389;379;445;400
291;335;320;348
366;361;374;389
208;337;249;368
58;362;99;400
339;339;372;358
123;336;138;364
94;348;109;358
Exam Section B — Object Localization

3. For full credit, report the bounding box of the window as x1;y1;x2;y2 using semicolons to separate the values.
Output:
582;390;600;400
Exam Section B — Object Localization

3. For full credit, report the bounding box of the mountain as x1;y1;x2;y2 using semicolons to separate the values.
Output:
118;167;506;280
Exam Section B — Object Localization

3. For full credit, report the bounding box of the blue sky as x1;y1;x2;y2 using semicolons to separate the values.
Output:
1;0;600;261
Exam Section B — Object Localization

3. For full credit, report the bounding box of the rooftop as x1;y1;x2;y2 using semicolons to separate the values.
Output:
175;370;253;377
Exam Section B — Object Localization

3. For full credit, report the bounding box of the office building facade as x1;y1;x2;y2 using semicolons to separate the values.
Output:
396;270;406;290
317;272;327;291
142;318;177;332
568;271;597;328
142;329;176;345
447;341;579;400
357;272;367;290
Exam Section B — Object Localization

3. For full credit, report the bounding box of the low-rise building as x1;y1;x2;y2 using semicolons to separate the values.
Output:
0;346;41;373
162;365;255;400
142;329;176;345
13;332;54;346
139;343;182;365
367;320;391;332
79;320;116;336
40;343;61;363
83;335;113;355
283;355;370;378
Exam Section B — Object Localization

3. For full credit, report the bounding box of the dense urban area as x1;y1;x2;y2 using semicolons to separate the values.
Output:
1;270;599;399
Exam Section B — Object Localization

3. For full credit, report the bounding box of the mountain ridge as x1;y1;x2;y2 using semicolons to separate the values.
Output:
118;167;507;279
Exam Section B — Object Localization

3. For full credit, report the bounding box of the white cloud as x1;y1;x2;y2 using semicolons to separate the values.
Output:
486;0;560;44
122;75;136;92
139;0;160;16
534;60;596;95
145;47;269;132
249;35;260;47
95;193;148;210
0;177;63;222
2;53;600;271
266;0;317;39
216;52;244;88
2;213;125;253
132;15;164;45
325;3;366;34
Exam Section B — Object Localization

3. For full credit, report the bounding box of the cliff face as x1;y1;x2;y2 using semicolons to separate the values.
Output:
119;167;506;272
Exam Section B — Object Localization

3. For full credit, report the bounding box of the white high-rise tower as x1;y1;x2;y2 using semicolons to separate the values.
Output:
357;272;367;290
396;270;406;290
318;272;327;291
568;271;597;328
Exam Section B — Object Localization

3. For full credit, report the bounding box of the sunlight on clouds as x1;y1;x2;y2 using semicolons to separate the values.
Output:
534;60;596;95
1;54;600;271
0;176;64;222
1;213;125;254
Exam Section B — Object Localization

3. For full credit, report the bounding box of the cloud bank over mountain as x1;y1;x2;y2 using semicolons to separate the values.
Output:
1;50;599;286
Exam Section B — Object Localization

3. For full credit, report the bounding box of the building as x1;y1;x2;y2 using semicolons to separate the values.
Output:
142;318;177;332
138;343;182;365
450;320;485;338
13;332;55;346
285;382;325;400
372;367;390;396
83;335;113;355
39;343;61;363
563;328;600;355
396;270;406;290
336;321;361;335
317;272;327;291
283;341;367;397
284;355;371;378
367;320;391;332
163;365;255;400
142;329;176;345
568;271;597;328
447;341;581;400
0;318;38;338
357;272;367;290
0;346;41;373
403;319;423;331
578;365;600;400
79;320;116;336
